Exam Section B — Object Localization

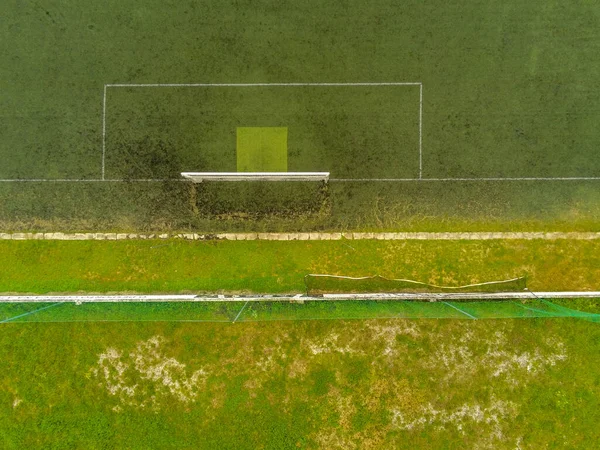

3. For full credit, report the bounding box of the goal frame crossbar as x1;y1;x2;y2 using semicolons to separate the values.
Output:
181;172;330;182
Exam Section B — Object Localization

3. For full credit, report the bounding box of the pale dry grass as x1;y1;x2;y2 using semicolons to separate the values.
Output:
89;336;208;411
85;319;573;448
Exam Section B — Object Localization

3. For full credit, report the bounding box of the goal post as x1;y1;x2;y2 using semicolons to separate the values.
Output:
181;172;330;182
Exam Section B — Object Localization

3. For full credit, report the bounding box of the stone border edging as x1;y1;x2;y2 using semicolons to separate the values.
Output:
1;232;599;241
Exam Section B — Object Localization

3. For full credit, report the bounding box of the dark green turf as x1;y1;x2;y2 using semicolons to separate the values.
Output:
2;1;600;231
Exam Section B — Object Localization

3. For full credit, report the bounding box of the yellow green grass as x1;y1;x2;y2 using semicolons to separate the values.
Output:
237;127;288;172
1;318;600;448
1;240;599;448
1;239;599;294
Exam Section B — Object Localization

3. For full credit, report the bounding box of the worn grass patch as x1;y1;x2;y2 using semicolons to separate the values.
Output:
0;318;598;448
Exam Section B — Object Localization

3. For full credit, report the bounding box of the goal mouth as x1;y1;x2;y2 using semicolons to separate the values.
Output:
181;172;330;182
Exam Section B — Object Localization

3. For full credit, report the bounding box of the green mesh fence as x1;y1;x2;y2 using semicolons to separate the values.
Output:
1;299;599;323
304;274;527;295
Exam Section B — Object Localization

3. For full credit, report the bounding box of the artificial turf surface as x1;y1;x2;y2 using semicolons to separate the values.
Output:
1;0;600;231
2;2;600;447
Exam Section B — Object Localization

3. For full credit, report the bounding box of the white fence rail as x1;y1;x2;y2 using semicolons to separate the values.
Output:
1;292;600;303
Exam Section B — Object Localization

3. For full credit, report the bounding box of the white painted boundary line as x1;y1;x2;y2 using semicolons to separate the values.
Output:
1;232;600;241
2;177;600;182
1;291;600;303
331;177;600;181
0;81;597;182
102;84;107;180
3;177;600;182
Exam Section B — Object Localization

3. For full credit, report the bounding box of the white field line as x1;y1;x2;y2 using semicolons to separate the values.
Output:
105;82;422;87
419;83;423;179
332;177;600;181
102;84;107;180
1;232;600;241
2;292;600;303
0;179;184;182
2;177;600;182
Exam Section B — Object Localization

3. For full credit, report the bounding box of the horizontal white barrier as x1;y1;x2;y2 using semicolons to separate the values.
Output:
1;292;600;303
181;172;330;182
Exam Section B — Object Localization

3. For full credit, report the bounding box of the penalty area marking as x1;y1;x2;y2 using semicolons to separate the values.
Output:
0;81;597;182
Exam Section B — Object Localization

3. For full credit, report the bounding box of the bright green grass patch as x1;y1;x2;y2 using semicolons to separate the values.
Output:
1;239;600;294
236;127;288;172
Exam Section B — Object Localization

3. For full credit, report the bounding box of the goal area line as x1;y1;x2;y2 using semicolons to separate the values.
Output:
1;177;600;183
102;82;423;180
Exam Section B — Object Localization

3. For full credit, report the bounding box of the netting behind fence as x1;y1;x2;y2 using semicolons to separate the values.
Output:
1;299;598;323
304;274;527;295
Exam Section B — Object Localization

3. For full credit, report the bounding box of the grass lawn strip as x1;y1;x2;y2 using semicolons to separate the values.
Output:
0;239;599;294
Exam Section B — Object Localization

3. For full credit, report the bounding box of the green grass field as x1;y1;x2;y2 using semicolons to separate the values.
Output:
1;240;600;447
236;127;288;172
3;2;600;448
2;0;600;231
